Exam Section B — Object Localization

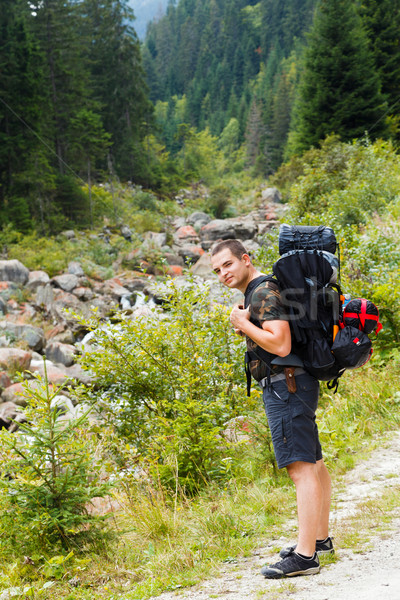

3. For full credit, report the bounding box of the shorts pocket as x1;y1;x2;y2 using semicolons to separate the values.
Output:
269;414;293;464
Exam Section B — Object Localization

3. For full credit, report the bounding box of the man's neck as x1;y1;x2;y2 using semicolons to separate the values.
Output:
239;268;262;294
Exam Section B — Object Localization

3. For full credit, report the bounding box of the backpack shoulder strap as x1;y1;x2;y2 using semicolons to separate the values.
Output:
244;274;278;309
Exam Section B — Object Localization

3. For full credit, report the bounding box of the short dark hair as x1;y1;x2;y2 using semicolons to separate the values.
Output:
211;239;249;260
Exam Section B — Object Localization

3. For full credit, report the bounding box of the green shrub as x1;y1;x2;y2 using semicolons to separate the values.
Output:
0;369;113;555
77;279;256;493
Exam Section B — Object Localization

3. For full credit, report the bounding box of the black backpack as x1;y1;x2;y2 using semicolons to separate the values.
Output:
245;225;374;394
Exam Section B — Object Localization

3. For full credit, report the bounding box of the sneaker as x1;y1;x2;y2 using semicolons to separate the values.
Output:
261;552;320;579
279;536;334;559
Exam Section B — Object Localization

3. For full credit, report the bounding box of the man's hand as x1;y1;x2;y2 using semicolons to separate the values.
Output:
230;304;250;332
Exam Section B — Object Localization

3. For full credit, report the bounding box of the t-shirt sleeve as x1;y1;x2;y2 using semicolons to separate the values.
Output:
250;282;287;323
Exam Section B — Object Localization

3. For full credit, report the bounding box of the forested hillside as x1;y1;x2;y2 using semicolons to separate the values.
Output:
0;0;151;233
3;1;400;234
144;0;400;172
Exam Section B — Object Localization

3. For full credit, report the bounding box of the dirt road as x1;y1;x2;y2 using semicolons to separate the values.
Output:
151;431;400;600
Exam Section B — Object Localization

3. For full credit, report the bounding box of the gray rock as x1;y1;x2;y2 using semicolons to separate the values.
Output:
200;219;236;242
0;348;32;372
1;380;42;406
0;297;6;315
121;224;133;241
0;401;26;432
73;286;95;301
67;261;84;277
0;259;29;285
45;341;77;367
51;273;79;292
189;253;213;278
187;211;212;226
27;270;50;291
242;239;261;254
143;231;167;247
61;230;76;239
0;321;45;352
64;364;94;386
101;279;131;299
164;253;185;267
231;218;257;240
261;186;282;204
173;225;200;246
35;283;54;309
177;245;205;265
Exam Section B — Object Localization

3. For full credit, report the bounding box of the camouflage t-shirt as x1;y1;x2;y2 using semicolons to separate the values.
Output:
246;280;288;381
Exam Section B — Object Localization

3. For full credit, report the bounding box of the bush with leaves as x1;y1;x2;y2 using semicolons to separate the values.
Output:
77;279;256;493
0;369;113;555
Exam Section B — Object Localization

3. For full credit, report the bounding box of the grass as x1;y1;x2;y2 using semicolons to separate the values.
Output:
0;359;399;599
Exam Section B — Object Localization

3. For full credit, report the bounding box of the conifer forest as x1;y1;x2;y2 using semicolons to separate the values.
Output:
2;0;400;232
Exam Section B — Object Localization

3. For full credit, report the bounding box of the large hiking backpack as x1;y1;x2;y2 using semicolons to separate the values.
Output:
245;225;381;393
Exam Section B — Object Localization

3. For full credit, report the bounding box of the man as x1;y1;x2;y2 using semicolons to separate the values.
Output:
211;239;333;579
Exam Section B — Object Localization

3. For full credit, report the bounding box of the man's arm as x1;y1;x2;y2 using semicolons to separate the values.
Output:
230;304;291;357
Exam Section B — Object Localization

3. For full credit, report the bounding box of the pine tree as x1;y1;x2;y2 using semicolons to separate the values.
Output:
29;0;92;175
0;0;46;230
81;0;153;181
288;0;387;156
360;0;400;119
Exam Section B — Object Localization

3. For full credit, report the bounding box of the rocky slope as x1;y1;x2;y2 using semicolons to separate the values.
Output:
0;188;286;428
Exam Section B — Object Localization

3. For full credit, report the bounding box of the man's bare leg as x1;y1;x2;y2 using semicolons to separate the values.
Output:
316;458;331;541
286;460;327;557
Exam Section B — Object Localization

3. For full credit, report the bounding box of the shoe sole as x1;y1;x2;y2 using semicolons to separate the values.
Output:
263;566;320;579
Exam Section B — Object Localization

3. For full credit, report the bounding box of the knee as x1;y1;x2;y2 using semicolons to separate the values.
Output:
286;461;308;485
287;461;318;486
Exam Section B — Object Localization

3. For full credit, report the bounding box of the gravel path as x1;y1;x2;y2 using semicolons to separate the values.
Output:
150;430;400;600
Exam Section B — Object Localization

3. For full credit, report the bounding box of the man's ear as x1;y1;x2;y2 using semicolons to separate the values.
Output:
242;253;252;266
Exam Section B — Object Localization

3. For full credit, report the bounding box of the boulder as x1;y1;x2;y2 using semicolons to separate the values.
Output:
120;224;133;241
143;231;167;247
0;401;26;432
189;253;213;278
51;273;79;292
242;239;261;254
0;348;31;371
173;225;200;246
257;220;281;237
0;321;45;352
0;259;29;285
260;187;282;204
29;362;69;385
0;371;11;390
200;219;236;242
164;253;185;267
67;261;85;277
73;286;95;301
64;364;94;386
35;283;54;309
1;380;43;406
27;270;50;291
45;341;77;367
187;211;212;229
230;218;257;240
166;265;184;277
61;230;76;239
102;278;131;299
177;245;205;265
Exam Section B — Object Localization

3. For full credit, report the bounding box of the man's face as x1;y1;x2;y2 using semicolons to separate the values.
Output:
211;248;250;291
